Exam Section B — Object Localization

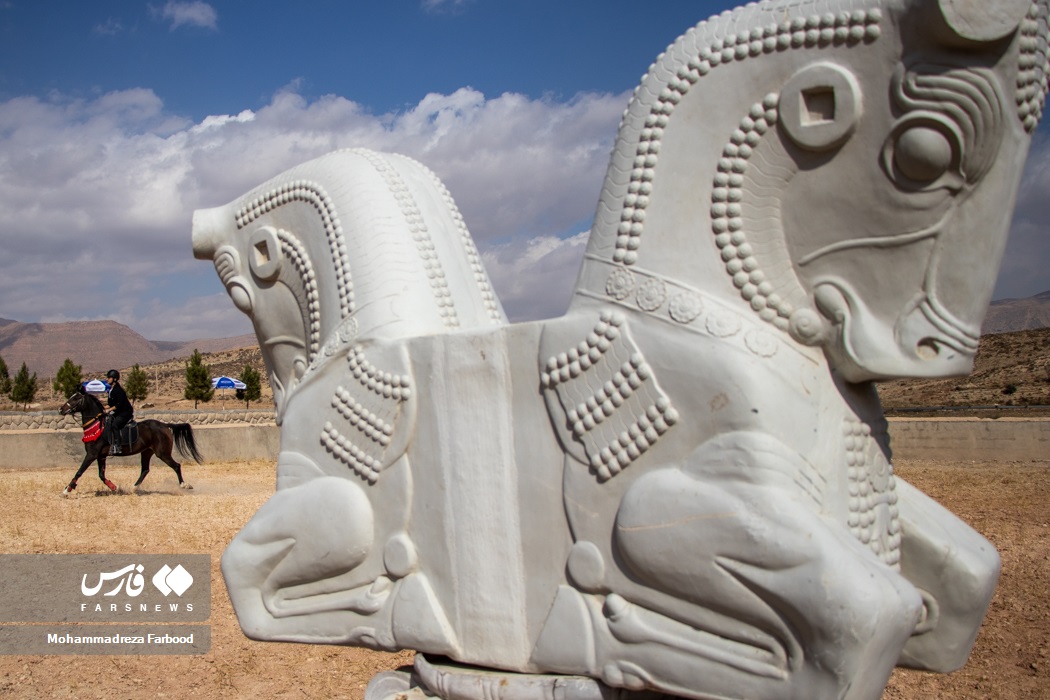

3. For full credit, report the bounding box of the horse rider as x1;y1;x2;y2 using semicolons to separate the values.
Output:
105;369;134;455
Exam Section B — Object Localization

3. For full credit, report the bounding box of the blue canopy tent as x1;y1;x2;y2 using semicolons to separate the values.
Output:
211;376;247;409
82;379;110;394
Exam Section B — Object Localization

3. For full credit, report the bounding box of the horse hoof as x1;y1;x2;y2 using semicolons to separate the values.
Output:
180;483;193;490
104;480;117;492
62;487;74;496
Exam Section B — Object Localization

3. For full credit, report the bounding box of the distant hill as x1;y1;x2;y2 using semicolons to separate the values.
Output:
982;290;1050;334
878;327;1050;410
0;317;256;377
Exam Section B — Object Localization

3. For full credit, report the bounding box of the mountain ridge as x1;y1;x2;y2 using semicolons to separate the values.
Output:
0;318;255;377
982;290;1050;334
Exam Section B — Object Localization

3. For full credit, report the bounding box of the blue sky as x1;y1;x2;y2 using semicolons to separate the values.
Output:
0;0;1048;340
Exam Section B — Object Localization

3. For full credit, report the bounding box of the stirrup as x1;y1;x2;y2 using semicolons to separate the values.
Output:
111;443;121;455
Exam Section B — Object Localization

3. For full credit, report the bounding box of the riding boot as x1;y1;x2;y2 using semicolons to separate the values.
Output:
106;428;120;455
107;424;121;454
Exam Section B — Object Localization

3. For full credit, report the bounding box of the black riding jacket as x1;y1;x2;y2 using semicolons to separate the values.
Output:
108;382;134;419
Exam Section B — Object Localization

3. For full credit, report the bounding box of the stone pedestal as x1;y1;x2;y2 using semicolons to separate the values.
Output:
367;655;671;700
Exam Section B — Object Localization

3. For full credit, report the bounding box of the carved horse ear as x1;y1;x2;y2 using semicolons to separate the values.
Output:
934;0;1030;43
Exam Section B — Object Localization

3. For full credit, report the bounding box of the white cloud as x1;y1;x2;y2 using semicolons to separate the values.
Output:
137;293;254;341
189;109;255;134
482;232;590;322
995;133;1050;299
421;0;473;13
0;85;623;338
93;18;124;36
157;1;218;31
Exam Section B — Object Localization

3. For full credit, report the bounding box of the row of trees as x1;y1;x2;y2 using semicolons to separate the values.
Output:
0;350;263;411
0;356;36;410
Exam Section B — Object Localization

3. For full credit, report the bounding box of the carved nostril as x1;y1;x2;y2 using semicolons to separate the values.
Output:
917;338;941;360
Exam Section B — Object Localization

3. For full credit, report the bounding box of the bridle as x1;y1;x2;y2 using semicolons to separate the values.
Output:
61;392;100;428
60;393;82;417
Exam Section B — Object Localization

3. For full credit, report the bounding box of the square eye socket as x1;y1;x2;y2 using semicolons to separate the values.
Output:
800;87;836;126
248;227;283;281
779;62;862;152
254;239;271;265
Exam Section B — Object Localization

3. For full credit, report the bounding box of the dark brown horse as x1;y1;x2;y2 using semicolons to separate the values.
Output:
59;389;202;494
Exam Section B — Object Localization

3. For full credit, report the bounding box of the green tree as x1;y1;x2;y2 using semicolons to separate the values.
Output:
10;362;38;411
125;364;149;403
237;364;262;409
0;355;10;400
183;349;214;409
52;358;83;400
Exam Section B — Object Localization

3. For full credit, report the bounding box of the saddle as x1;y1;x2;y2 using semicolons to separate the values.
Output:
105;416;138;448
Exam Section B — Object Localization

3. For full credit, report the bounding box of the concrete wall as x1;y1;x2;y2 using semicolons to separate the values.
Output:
886;417;1050;462
0;409;273;432
0;409;278;470
1;418;1046;470
0;424;279;470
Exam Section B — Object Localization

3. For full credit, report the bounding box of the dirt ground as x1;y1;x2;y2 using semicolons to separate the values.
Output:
0;458;1045;699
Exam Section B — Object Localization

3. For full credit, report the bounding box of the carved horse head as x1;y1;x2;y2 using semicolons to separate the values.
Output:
571;0;1048;382
192;149;506;422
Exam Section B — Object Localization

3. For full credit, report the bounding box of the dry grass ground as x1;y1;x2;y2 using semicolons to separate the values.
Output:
0;459;1045;699
0;461;412;700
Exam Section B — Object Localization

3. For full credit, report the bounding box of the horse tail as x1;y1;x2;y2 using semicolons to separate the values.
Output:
169;423;204;464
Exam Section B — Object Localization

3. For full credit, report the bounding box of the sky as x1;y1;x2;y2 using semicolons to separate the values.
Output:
0;1;1047;341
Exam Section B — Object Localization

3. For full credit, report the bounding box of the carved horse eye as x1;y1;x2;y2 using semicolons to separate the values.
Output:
893;126;954;182
882;116;963;191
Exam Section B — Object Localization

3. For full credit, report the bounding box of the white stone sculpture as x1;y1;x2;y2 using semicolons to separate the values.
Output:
192;1;1050;698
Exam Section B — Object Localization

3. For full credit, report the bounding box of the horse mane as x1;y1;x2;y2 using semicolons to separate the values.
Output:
79;391;105;419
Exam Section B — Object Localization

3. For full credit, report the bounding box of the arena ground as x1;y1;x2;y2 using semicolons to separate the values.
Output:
0;459;1045;699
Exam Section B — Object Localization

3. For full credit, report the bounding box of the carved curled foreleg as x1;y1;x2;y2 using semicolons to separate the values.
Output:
612;431;923;700
893;478;1000;672
221;472;387;645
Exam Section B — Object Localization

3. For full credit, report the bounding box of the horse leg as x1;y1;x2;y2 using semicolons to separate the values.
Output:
97;454;117;492
135;450;153;488
157;428;191;489
64;450;97;494
157;452;189;489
